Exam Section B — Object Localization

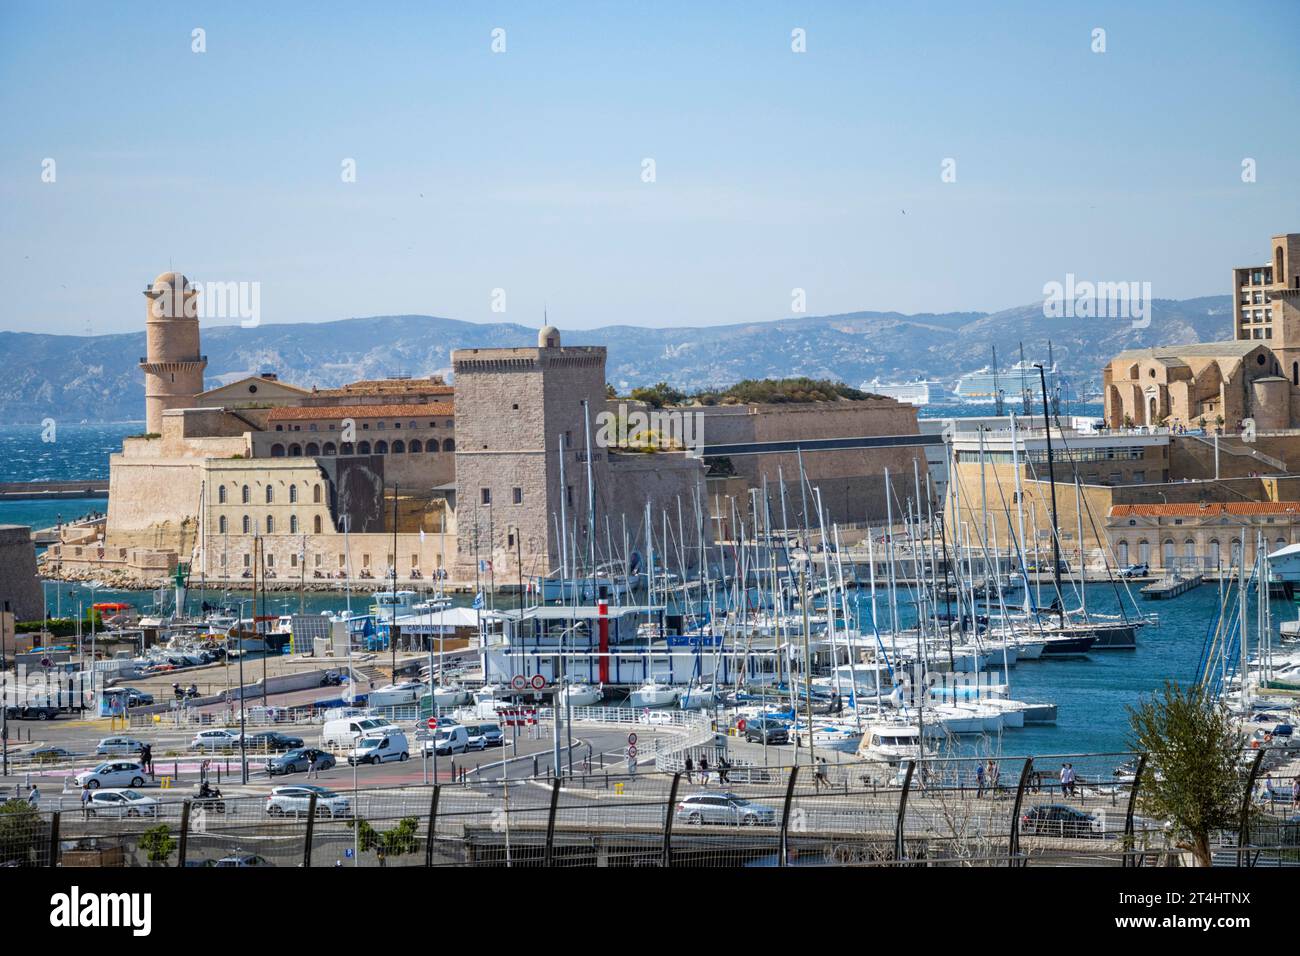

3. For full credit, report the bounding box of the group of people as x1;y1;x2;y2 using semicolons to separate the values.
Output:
682;753;732;785
974;759;1002;797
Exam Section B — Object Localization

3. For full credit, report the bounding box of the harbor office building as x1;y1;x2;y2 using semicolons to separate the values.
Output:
46;272;928;588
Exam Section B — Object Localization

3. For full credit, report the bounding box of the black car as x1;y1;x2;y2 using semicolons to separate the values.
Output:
1021;804;1099;839
244;731;305;751
121;688;154;707
743;717;789;745
3;704;60;721
268;748;335;776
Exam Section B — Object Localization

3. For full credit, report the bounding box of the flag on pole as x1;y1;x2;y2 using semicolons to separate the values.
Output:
472;590;484;610
419;529;426;543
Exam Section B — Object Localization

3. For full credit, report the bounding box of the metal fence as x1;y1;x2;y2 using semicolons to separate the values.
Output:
5;747;1295;868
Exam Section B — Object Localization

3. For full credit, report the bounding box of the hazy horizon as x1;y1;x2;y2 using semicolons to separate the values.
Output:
2;1;1297;337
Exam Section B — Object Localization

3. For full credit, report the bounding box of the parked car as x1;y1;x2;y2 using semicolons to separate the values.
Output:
675;793;778;827
425;725;468;756
1118;563;1149;579
743;717;789;745
268;748;336;776
75;761;147;790
243;731;305;751
96;736;146;756
191;729;243;751
121;688;154;707
465;724;504;750
85;789;160;818
215;854;272;867
3;704;60;721
25;745;75;762
266;785;351;818
1021;804;1101;839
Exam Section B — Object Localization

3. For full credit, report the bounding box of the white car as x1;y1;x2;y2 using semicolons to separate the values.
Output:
192;729;242;751
639;711;676;726
265;785;351;818
75;761;147;790
96;736;146;756
85;789;160;818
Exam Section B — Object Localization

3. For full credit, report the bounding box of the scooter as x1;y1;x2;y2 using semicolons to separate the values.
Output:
195;781;226;813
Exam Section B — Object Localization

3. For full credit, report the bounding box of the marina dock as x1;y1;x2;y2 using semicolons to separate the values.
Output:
1140;573;1203;600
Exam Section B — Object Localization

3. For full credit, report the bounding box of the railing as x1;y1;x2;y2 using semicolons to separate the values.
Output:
11;748;1288;869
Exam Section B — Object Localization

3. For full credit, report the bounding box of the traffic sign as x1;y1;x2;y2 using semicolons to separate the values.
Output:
625;745;638;758
627;732;638;746
511;675;527;691
427;717;438;731
530;675;545;690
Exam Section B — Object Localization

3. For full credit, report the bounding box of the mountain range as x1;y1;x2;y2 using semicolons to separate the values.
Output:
0;295;1235;423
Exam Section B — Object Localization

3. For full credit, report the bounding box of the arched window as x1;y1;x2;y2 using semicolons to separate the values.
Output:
1292;361;1297;387
375;440;389;454
1230;538;1242;568
313;515;323;534
305;442;320;456
1208;538;1221;568
271;444;286;457
218;515;227;534
1277;246;1285;283
218;486;227;504
358;441;371;454
443;438;455;452
289;485;298;504
1137;539;1150;564
1184;539;1196;563
265;485;274;504
1116;540;1128;565
241;485;250;504
289;443;302;456
341;442;354;455
266;515;275;533
410;439;422;453
314;484;322;503
242;515;251;534
290;515;299;534
392;440;405;453
323;441;336;455
1162;539;1174;569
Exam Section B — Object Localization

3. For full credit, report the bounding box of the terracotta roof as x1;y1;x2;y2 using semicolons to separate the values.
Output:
268;402;454;421
1109;502;1300;518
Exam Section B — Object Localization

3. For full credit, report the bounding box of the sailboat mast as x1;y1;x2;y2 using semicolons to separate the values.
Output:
1036;364;1065;626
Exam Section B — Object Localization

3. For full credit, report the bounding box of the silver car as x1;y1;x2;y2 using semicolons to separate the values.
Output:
674;793;777;827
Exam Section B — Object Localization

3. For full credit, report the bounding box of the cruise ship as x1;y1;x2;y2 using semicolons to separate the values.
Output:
861;378;960;406
954;360;1058;404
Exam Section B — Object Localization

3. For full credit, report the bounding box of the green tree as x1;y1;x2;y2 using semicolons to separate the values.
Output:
0;799;42;866
352;816;420;866
139;823;176;866
1127;681;1245;866
629;381;687;408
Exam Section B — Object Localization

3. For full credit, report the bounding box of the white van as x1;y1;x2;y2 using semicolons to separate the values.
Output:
321;717;401;752
347;731;410;766
425;725;469;756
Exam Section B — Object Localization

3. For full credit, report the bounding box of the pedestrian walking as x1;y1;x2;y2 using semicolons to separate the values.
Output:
307;752;320;779
718;756;731;785
1059;763;1068;796
27;785;39;808
698;754;710;785
988;759;1000;794
975;761;986;798
683;755;694;784
1065;763;1077;797
815;756;829;791
141;743;153;776
81;786;91;818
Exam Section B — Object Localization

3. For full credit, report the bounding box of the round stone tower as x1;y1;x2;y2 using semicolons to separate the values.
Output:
139;272;206;435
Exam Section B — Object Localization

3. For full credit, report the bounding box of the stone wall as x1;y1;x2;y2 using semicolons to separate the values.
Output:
0;525;42;621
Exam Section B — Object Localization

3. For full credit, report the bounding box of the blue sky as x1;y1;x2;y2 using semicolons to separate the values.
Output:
1;0;1297;336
